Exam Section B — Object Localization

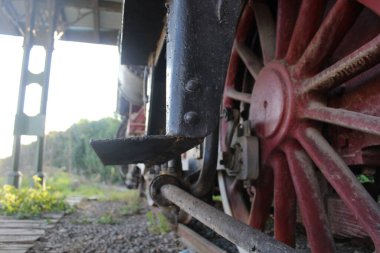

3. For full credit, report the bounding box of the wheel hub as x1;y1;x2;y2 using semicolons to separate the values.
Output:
249;63;292;139
222;0;380;250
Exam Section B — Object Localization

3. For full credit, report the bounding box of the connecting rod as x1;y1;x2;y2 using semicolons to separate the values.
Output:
151;176;298;253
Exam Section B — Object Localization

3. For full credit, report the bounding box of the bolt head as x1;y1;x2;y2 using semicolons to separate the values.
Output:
185;80;200;92
184;111;199;125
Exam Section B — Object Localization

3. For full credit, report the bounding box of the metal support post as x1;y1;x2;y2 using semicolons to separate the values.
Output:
9;0;57;188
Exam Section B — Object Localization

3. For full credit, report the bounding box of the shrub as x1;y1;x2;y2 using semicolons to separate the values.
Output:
0;176;69;218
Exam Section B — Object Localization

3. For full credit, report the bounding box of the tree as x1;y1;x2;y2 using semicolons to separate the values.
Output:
0;117;122;184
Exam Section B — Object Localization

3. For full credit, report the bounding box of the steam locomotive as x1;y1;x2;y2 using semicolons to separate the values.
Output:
91;1;380;252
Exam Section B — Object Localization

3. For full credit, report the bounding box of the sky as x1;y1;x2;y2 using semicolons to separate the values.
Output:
0;34;119;159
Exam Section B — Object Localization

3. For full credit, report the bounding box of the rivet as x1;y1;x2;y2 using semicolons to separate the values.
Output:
184;111;199;125
185;79;199;92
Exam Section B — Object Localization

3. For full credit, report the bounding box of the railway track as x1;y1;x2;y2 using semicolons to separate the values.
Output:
175;206;375;253
0;184;370;253
150;176;375;253
177;224;230;253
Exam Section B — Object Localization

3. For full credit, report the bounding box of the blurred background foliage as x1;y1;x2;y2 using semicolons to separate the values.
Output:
0;117;121;185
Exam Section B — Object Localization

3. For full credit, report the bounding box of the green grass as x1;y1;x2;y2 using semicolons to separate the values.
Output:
46;170;138;202
47;171;104;198
72;216;92;225
0;170;133;200
0;170;140;218
97;214;118;225
146;211;171;234
212;195;222;202
120;203;140;216
98;188;139;202
47;171;74;193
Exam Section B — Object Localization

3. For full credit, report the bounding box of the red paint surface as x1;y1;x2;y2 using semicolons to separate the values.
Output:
272;154;296;247
221;0;380;251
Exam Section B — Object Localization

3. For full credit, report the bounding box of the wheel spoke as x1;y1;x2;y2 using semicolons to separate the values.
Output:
224;5;255;108
275;0;301;60
294;0;362;77
225;87;252;104
301;34;380;93
226;177;250;223
234;4;255;43
357;0;380;16
248;167;273;230
235;42;263;79
295;127;380;249
283;141;335;253
285;0;326;64
302;103;380;136
271;153;296;247
251;1;275;64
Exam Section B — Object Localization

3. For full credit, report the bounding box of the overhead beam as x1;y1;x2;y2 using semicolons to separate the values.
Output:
62;29;118;45
0;1;24;36
59;0;122;12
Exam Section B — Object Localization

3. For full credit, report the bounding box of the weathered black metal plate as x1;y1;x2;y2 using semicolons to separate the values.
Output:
120;0;166;65
91;136;202;166
166;0;242;138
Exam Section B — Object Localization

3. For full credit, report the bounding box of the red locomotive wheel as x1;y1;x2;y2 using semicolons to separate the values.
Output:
219;0;380;252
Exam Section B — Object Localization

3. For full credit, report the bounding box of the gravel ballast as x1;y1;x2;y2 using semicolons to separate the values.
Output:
26;198;374;253
27;200;185;253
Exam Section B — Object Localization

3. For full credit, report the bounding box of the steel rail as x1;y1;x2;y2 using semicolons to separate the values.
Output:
160;184;298;253
177;224;227;253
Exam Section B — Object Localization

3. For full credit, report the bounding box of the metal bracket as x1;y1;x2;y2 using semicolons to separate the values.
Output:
236;135;259;180
224;121;260;180
91;136;202;166
92;1;242;166
166;0;242;138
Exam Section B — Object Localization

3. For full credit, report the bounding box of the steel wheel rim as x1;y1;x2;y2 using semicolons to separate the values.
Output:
220;1;380;252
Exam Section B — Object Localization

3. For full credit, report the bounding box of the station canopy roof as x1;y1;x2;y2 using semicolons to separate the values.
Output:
0;0;122;45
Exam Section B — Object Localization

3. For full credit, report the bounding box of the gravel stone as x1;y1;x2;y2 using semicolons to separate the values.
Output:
27;200;185;253
27;199;375;253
